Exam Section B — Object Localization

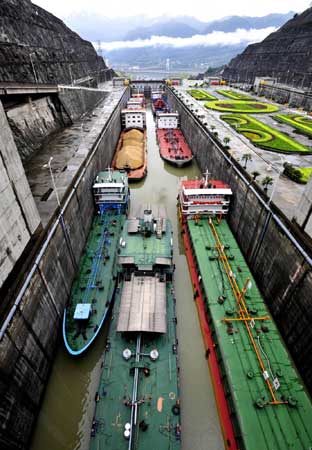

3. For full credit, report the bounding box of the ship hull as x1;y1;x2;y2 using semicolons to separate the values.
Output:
62;208;127;356
157;129;193;167
179;208;312;450
179;209;237;449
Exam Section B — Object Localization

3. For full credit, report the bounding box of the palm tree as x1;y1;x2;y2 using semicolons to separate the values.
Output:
241;153;252;169
251;170;260;181
210;125;216;131
262;176;273;191
223;137;231;148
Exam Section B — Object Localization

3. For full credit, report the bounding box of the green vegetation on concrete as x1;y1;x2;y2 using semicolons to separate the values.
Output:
283;163;312;184
187;217;312;450
216;89;254;100
205;100;279;113
275;113;312;137
221;113;311;153
187;89;217;101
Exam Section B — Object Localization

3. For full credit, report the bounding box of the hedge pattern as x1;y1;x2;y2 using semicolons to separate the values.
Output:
205;100;279;113
216;89;254;101
275;114;312;137
187;89;217;101
221;114;311;154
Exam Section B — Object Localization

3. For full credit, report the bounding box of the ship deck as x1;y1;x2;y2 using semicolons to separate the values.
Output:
112;129;147;181
157;129;193;165
63;210;125;355
89;212;180;449
119;215;172;267
187;216;312;450
89;278;180;449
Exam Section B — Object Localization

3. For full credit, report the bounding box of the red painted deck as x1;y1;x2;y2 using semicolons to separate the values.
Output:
157;129;193;165
180;213;237;450
182;179;230;189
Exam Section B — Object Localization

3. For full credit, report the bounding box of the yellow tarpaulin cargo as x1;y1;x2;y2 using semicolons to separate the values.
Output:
115;129;145;169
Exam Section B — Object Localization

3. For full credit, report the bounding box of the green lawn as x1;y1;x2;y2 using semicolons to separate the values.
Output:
216;89;254;100
205;100;279;113
275;114;312;137
221;113;311;154
187;89;217;101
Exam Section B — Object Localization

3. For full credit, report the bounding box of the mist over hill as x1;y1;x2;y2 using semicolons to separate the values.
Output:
64;11;295;70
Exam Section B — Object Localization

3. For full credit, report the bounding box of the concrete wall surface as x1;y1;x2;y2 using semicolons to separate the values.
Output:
0;88;129;450
258;84;312;110
0;101;41;289
6;88;108;162
168;88;312;394
58;87;108;122
6;96;69;161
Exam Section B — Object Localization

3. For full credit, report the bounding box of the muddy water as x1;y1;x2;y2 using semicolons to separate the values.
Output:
31;108;224;450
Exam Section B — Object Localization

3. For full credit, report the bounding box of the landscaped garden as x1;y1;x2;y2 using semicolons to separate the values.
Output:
221;114;311;153
283;163;312;183
216;89;254;100
205;100;279;113
187;89;217;101
275;114;312;137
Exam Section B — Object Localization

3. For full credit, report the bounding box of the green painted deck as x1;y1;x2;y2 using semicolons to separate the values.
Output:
63;210;126;354
119;218;172;267
187;217;312;450
89;212;180;449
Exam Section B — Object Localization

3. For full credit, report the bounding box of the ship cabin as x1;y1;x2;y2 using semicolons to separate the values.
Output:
180;171;232;217
121;108;146;129
156;112;179;129
151;90;164;100
92;168;129;214
127;97;145;109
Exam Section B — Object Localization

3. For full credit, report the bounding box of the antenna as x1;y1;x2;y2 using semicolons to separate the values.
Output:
106;166;113;182
203;168;211;187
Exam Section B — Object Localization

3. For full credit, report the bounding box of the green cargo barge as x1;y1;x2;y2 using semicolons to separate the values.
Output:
89;205;181;449
63;169;129;356
186;215;312;449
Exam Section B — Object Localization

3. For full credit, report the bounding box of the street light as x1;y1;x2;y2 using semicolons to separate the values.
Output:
29;52;38;84
43;157;61;208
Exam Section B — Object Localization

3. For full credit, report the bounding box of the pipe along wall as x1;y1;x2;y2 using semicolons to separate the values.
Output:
167;87;312;396
0;88;129;450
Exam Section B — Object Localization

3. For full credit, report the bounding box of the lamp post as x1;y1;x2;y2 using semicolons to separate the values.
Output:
29;52;38;84
44;157;62;207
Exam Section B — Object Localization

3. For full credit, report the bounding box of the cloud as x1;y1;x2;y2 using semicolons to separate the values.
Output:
96;27;276;51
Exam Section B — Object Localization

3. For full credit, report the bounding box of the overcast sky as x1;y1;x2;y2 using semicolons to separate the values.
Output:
33;0;311;21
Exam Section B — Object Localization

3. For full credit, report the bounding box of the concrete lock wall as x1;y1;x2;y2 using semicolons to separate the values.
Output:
167;88;312;394
0;101;41;289
0;87;129;450
6;88;108;162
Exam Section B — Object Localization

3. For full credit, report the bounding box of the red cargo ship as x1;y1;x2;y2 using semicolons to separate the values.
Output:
156;112;193;167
